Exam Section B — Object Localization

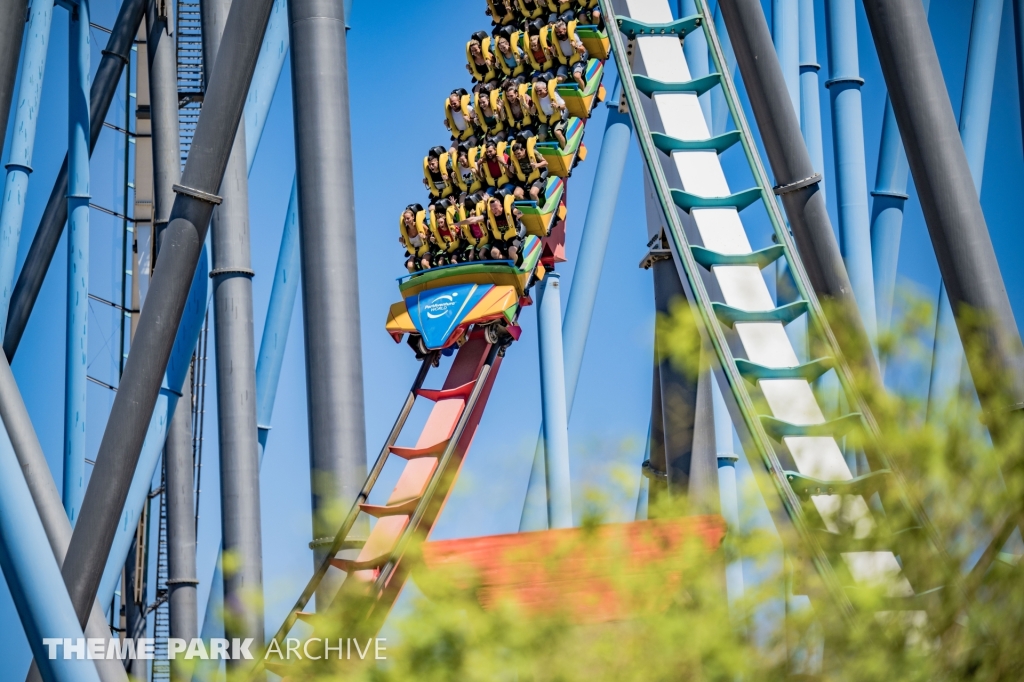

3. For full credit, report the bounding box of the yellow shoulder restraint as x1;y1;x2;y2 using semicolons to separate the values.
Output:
488;194;519;242
430;207;461;253
461;199;490;246
399;210;429;256
551;21;581;66
422;152;452;198
511;137;541;184
530;78;561;124
445;96;475;141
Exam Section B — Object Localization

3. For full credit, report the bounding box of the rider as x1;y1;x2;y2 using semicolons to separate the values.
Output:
474;82;506;137
462;191;525;262
450;142;483;197
429;198;463;266
531;73;568;147
422;146;453;200
444;88;479;151
399;204;431;273
508;134;549;204
502;79;536;134
493;27;525;78
478;137;513;189
458;191;491;261
523;21;555;72
550;15;588;89
466;31;497;83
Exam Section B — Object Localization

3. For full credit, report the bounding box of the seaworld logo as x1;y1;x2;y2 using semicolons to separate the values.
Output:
423;292;459;319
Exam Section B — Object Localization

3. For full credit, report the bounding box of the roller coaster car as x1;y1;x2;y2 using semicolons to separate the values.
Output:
515;175;566;237
576;25;610;60
555;59;606;119
386;236;544;352
535;117;588;177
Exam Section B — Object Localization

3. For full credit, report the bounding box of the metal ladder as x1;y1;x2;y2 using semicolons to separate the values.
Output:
176;0;204;168
600;0;949;620
261;337;504;677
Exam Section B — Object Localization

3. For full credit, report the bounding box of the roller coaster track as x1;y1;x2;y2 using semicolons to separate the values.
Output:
259;7;606;675
605;0;953;621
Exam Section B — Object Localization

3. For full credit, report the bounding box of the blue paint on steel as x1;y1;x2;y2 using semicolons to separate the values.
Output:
521;106;632;531
63;0;90;527
679;0;711;122
710;2;737;135
928;0;1000;417
244;0;289;170
798;0;825;204
870;0;931;342
712;376;744;606
0;423;100;682
773;0;800;118
824;0;877;344
537;273;572;528
406;282;490;350
97;247;209;610
0;0;55;339
257;178;300;451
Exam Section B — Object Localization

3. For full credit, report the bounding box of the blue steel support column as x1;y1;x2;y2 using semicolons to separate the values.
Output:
0;0;55;337
1016;0;1024;151
798;0;825;201
928;0;1002;417
63;0;90;527
520;102;632;531
0;425;100;682
244;0;290;170
824;0;877;343
537;273;573;529
712;374;744;606
679;0;711;121
710;3;737;136
870;102;910;339
773;0;800;117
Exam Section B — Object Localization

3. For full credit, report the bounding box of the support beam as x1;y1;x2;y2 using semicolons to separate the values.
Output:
718;0;882;387
680;0;711;121
288;0;367;611
4;0;148;360
63;0;90;526
0;0;55;339
537;274;573;529
860;0;1024;419
927;0;1002;419
773;0;800;118
798;0;825;201
824;0;877;343
0;0;28;163
520;103;632;531
202;0;265;656
146;0;198;667
710;2;737;136
59;0;276;629
0;420;101;682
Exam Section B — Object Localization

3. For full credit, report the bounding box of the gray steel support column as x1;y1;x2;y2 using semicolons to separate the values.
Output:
202;0;264;658
860;0;1024;414
147;0;197;667
288;0;367;610
0;347;130;682
148;0;181;246
57;0;275;630
0;0;27;162
718;0;881;385
166;370;198;667
4;0;148;360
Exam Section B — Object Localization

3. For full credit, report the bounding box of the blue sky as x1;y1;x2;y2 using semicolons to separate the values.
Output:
0;0;1023;673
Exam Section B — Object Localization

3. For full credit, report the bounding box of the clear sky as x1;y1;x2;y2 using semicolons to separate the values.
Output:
0;0;1022;673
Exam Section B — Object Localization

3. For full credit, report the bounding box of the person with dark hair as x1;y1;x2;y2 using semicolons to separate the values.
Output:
550;17;588;88
509;135;549;203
